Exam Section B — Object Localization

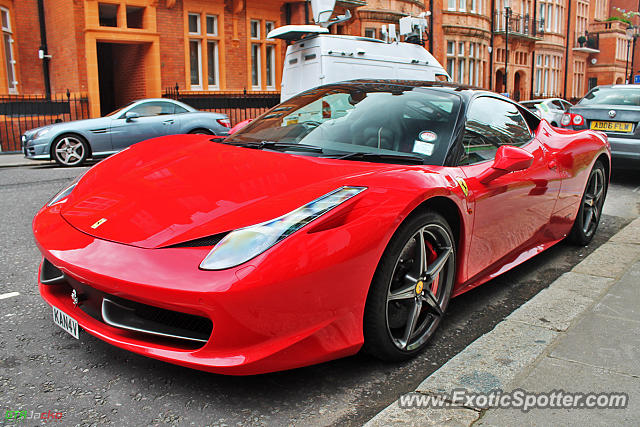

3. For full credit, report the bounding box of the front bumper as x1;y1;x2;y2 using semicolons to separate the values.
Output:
22;134;52;159
34;206;375;375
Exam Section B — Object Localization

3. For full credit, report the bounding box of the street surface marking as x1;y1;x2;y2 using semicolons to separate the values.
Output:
0;292;20;300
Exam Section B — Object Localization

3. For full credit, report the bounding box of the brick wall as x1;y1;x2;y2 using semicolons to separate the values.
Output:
157;0;185;89
113;43;148;106
45;0;86;94
12;0;44;94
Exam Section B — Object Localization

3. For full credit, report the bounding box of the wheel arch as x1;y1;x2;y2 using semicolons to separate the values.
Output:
595;152;610;180
411;196;464;256
187;127;213;135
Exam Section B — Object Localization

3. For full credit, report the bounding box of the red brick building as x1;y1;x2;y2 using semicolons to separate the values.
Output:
1;0;639;126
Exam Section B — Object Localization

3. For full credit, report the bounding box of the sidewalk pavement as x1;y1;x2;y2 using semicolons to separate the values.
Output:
0;153;49;168
366;217;640;426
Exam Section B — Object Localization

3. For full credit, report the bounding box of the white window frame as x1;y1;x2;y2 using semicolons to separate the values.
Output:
265;44;276;90
265;21;275;36
251;43;261;89
447;58;455;78
448;0;456;11
189;39;203;90
459;0;466;11
206;40;219;89
447;41;455;55
1;7;16;94
206;15;217;36
250;19;260;39
188;13;201;35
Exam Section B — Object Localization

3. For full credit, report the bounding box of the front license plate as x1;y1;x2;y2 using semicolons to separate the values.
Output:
52;305;79;339
590;121;633;133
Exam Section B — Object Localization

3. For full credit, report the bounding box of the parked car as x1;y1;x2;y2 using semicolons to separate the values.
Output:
561;84;640;163
520;98;572;126
22;98;231;166
34;80;609;375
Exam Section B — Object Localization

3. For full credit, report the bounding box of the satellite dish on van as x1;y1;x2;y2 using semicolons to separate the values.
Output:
311;0;336;25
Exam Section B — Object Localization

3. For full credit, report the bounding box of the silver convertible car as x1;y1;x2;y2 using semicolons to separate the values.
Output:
22;98;231;166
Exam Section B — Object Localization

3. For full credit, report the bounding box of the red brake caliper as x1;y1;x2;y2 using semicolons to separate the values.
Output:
424;240;439;298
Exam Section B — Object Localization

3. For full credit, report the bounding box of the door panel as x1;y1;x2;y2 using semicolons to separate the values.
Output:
110;116;170;150
109;101;180;150
462;139;560;279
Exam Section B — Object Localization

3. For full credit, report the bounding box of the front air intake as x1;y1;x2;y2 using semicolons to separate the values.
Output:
101;297;212;344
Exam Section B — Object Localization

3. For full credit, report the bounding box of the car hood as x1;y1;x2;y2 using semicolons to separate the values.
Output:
26;117;109;137
60;135;403;249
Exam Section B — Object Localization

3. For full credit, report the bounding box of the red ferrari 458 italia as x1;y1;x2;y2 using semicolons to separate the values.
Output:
34;81;610;375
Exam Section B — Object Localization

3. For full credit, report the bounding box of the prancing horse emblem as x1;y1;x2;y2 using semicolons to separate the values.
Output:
91;218;107;229
71;289;79;307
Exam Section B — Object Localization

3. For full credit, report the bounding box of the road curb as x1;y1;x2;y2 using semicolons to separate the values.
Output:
365;217;640;426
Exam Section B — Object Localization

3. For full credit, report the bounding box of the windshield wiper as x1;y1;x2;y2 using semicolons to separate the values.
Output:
223;140;324;153
332;152;425;165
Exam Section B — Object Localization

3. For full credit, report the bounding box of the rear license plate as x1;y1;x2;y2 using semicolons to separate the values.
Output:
52;305;79;339
590;121;633;133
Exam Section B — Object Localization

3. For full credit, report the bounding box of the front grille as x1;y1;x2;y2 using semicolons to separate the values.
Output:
41;258;212;348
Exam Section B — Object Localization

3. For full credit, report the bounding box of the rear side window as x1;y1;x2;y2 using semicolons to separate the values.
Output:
460;97;532;165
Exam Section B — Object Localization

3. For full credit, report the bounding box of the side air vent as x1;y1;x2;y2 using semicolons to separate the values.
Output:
90;128;108;134
40;258;66;285
165;232;228;248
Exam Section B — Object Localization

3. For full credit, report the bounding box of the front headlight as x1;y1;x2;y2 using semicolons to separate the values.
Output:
199;186;366;270
34;127;51;139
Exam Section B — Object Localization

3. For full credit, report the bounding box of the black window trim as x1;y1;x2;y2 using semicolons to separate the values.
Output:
457;94;536;166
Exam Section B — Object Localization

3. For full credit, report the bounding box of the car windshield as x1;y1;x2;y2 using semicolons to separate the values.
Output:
578;87;640;106
225;84;462;165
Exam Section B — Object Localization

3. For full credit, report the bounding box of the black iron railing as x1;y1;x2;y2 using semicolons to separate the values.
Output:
0;91;89;152
493;11;543;38
575;32;599;50
163;85;281;126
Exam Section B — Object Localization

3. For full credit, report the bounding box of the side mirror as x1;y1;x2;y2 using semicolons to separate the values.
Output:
478;145;534;184
124;111;140;122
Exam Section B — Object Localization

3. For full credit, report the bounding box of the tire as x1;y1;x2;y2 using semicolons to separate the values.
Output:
550;121;558;127
568;161;607;246
51;134;89;167
188;128;212;135
363;211;456;361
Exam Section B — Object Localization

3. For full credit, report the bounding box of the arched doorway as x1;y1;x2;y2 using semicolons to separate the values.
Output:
514;72;522;101
616;77;623;84
495;69;504;93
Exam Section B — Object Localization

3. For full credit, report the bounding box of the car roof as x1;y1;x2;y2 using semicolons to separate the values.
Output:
320;79;503;103
593;84;640;89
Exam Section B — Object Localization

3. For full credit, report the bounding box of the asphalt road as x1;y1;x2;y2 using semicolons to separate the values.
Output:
1;163;638;426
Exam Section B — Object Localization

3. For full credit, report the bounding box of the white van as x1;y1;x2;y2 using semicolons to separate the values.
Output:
269;27;451;102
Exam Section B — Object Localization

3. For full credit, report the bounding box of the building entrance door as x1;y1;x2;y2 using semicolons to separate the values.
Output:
97;42;150;116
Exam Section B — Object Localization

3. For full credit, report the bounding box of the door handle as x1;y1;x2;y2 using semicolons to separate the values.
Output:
163;119;174;125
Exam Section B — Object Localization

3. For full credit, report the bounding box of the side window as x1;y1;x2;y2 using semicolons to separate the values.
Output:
126;101;176;117
561;100;572;111
174;104;189;114
460;97;532;165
